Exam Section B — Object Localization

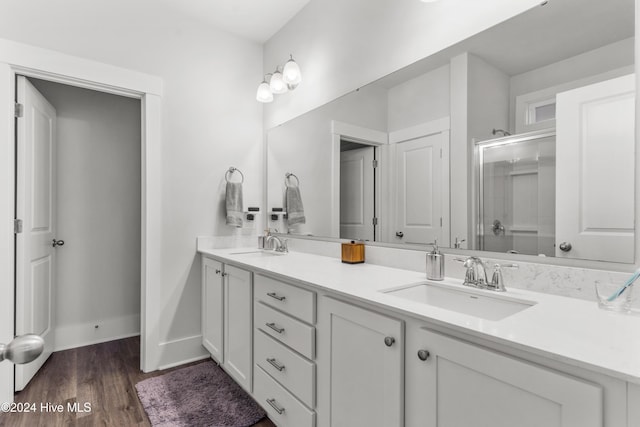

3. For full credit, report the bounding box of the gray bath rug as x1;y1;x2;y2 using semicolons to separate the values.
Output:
135;361;266;427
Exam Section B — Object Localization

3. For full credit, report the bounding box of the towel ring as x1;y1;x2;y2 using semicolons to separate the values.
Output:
225;167;244;183
285;172;299;188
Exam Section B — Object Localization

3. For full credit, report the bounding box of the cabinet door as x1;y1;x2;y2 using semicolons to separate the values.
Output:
223;264;253;392
556;74;635;262
202;256;224;362
317;296;403;427
406;327;603;427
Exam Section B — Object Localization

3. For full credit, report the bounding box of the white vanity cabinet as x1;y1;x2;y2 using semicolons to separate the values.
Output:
253;273;317;427
202;257;224;361
201;255;253;392
317;296;404;427
405;325;609;427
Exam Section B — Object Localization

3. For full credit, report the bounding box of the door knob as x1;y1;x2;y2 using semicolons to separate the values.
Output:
0;334;44;364
559;242;572;252
52;239;65;248
417;349;430;361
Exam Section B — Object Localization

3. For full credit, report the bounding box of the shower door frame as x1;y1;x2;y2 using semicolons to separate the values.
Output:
474;129;556;253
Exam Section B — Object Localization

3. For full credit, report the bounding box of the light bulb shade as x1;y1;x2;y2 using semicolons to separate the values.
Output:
256;81;273;103
283;57;302;90
269;70;288;94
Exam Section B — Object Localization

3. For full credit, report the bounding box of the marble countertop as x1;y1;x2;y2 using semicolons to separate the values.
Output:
199;247;640;384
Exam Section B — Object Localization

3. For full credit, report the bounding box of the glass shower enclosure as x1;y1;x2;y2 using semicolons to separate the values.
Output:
475;130;556;256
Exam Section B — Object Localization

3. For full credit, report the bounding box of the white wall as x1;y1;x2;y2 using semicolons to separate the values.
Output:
30;79;141;350
264;0;541;129
387;64;450;132
0;2;263;366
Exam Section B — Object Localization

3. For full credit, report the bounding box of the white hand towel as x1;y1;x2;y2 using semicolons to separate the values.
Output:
226;182;243;228
286;185;305;226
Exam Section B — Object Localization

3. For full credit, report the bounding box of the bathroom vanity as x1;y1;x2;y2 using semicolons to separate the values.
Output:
199;247;640;427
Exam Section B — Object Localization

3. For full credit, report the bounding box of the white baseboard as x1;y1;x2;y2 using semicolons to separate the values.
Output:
157;334;210;370
54;313;140;351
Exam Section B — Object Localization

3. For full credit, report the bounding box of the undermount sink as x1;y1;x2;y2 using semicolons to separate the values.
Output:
228;250;286;257
382;282;536;321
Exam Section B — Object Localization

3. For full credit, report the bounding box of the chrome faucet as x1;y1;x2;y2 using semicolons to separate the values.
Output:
456;257;518;292
461;256;489;288
266;235;288;253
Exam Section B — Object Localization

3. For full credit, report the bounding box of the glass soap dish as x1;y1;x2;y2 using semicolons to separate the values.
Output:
595;280;634;313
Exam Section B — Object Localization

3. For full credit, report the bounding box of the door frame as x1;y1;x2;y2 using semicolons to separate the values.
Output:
331;120;387;238
0;38;163;404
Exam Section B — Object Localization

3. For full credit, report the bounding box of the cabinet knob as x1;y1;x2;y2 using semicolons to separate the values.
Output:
384;336;395;347
417;349;430;361
559;242;572;252
52;239;65;248
215;269;221;274
221;272;228;277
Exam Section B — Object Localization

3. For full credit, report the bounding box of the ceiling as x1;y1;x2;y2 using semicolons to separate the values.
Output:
155;0;311;43
375;0;634;89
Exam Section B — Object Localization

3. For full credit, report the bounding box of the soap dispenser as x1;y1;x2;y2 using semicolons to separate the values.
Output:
426;239;444;281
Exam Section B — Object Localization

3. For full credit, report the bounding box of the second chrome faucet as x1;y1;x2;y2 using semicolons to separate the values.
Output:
456;256;518;292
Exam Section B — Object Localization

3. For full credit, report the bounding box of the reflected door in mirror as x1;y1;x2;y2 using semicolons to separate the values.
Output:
556;74;635;263
340;145;376;241
394;132;449;246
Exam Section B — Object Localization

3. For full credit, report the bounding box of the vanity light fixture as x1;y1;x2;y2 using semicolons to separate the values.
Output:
256;74;274;103
256;54;302;103
283;54;302;89
269;67;288;94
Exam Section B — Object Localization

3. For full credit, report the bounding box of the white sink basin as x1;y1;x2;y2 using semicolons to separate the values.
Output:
382;282;536;321
228;250;286;257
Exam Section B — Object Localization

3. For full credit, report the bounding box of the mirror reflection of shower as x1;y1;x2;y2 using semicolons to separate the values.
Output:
476;130;556;256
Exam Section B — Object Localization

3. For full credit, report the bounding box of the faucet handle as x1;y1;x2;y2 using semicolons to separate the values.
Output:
489;263;518;292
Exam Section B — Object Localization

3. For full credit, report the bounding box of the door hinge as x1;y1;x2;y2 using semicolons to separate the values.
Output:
14;219;23;234
440;148;443;159
372;159;378;168
14;103;23;118
372;217;378;226
440;217;443;227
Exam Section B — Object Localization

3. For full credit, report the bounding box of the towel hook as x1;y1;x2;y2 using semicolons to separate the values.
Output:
225;167;244;183
284;172;299;188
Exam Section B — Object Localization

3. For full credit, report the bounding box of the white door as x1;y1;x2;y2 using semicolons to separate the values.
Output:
223;264;252;392
202;256;224;362
14;76;57;391
556;74;635;262
340;146;375;241
394;132;448;245
317;297;403;427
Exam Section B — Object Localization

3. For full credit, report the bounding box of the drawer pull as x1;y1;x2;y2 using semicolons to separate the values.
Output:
267;292;286;301
266;398;285;415
266;322;285;334
266;357;286;371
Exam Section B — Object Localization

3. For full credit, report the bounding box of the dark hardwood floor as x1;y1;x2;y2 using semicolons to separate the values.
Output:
0;336;275;427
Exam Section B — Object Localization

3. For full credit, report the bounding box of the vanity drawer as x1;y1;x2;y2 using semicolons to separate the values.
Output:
254;365;316;427
255;329;316;408
255;274;315;324
255;301;315;359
